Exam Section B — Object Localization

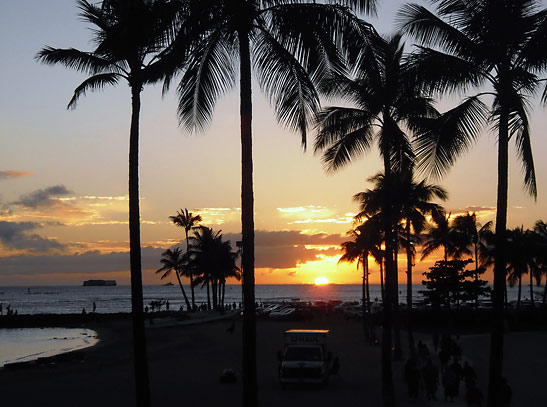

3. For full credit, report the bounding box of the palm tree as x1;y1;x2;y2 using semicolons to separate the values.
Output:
354;170;447;353
170;208;202;310
506;226;538;308
421;210;457;262
36;2;184;404
452;212;493;306
534;220;547;303
157;247;192;310
189;226;240;311
189;227;221;310
171;2;377;405
399;3;547;403
339;218;383;340
395;170;446;353
313;30;481;402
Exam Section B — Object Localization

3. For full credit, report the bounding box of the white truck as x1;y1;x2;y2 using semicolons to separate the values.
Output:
278;329;339;388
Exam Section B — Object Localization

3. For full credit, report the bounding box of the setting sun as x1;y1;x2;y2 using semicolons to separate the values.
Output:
314;276;330;285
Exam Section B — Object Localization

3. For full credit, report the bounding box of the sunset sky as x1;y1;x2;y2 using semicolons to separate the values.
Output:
1;1;546;286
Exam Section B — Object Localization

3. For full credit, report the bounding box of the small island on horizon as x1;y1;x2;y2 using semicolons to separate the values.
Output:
82;280;117;287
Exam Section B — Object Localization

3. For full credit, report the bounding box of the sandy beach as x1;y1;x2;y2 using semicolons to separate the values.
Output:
0;311;545;407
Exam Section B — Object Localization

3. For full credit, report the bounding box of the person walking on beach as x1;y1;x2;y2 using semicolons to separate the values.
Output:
463;361;477;389
501;377;512;406
423;358;439;401
442;362;459;402
404;356;421;399
92;302;96;313
466;380;483;407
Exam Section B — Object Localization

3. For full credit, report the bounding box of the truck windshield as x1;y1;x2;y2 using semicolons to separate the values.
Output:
284;346;323;361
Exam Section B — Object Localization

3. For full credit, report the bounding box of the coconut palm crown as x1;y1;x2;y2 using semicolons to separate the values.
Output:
170;208;202;309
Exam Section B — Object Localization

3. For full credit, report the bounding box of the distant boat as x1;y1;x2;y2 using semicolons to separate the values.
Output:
82;280;117;287
163;282;174;286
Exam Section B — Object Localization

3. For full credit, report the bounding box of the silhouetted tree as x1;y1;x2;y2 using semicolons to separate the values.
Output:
157;247;192;310
170;1;377;404
170;208;202;309
534;221;547;304
400;2;547;403
36;2;185;404
506;226;538;307
422;259;488;310
189;227;240;311
452;212;493;307
314;30;480;400
340;218;383;339
422;210;456;262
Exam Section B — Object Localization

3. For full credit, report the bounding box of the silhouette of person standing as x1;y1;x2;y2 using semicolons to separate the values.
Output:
92;302;96;313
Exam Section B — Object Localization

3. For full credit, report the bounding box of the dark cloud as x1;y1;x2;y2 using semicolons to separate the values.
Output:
13;185;72;208
0;170;33;180
0;246;164;275
224;230;344;269
0;221;66;251
0;230;345;277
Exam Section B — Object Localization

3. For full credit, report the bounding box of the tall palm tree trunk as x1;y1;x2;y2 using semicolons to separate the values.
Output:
530;271;535;306
365;257;371;315
393;249;402;361
185;230;196;310
212;279;218;310
517;276;522;308
365;256;372;338
175;269;192;311
362;255;369;340
128;84;151;407
380;260;385;302
488;86;509;407
474;241;480;308
206;280;211;310
381;150;394;407
239;30;258;407
222;280;226;310
405;222;415;354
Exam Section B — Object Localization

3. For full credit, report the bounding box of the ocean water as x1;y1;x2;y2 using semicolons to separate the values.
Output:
0;327;98;367
0;284;540;315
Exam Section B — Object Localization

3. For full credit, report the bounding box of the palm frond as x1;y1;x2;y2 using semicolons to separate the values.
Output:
253;28;320;147
397;3;476;57
406;47;486;96
414;95;488;180
36;47;119;75
67;73;121;109
177;33;236;133
314;107;375;173
511;102;537;198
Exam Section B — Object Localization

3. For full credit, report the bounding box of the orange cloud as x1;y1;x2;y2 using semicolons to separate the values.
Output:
0;170;33;180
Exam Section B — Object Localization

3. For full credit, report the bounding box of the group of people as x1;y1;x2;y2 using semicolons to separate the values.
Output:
404;334;512;406
0;303;17;316
144;301;242;313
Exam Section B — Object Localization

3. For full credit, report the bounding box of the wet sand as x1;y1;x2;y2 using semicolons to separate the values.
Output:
0;312;544;406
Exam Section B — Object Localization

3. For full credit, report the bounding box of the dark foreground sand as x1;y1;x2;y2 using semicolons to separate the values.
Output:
0;312;545;407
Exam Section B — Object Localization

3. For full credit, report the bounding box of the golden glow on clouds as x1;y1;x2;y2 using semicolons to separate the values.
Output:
277;205;354;225
195;207;241;225
303;244;339;251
